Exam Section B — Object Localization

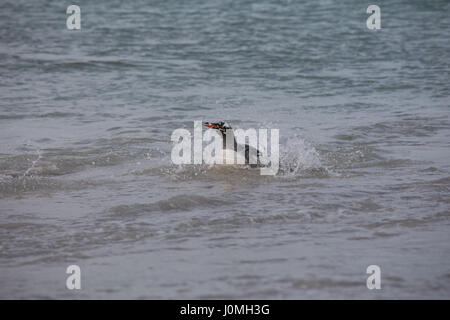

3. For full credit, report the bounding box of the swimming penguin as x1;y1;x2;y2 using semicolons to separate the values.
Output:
204;121;262;166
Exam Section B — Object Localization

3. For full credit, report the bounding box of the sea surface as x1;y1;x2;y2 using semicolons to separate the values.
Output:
0;0;449;299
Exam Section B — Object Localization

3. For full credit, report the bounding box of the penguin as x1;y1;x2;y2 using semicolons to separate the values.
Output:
204;121;261;166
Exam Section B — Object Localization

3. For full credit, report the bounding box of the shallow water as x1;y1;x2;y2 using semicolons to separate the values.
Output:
0;0;449;299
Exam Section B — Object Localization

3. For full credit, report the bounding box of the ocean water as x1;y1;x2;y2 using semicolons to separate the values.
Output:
0;0;449;299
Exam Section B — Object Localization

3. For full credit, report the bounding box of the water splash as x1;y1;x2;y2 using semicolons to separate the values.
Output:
23;149;42;177
278;134;329;177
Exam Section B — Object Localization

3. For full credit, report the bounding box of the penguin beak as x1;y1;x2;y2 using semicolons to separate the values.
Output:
204;122;220;129
204;122;230;132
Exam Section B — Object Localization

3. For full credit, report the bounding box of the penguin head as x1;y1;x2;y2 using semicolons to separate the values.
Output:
204;121;232;133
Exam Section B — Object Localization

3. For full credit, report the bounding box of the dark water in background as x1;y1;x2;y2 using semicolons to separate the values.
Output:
0;0;449;299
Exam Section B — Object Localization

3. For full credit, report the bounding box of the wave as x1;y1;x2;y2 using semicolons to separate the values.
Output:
109;194;230;216
148;133;332;181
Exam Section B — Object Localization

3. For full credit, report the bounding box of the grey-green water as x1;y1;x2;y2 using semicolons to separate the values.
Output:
0;0;449;299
